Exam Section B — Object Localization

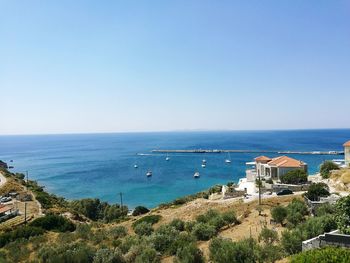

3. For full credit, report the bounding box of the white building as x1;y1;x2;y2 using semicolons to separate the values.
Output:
246;155;308;182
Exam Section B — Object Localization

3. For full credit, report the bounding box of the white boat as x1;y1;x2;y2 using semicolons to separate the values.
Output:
146;171;152;177
225;152;231;164
165;154;170;161
202;159;207;164
201;164;206;168
194;172;200;178
134;164;138;168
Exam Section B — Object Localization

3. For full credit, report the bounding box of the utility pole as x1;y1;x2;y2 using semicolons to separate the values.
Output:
258;172;262;206
26;170;29;184
119;192;123;208
24;202;27;224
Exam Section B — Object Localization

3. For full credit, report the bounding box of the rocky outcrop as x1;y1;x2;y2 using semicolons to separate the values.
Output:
0;161;8;169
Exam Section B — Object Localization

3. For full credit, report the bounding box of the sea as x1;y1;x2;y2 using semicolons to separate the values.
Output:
0;129;349;209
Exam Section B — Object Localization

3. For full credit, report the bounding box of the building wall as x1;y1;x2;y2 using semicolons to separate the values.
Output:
345;146;350;167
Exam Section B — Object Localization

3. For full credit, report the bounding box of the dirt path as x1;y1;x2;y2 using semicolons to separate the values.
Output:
0;172;8;188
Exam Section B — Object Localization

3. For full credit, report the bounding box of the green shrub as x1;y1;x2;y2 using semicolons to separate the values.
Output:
271;205;288;225
132;206;150;216
0;226;44;248
209;237;257;263
192;223;216;241
38;242;95;263
93;248;125;263
291;247;350;262
314;203;336;217
134;222;154;236
70;198;127;222
109;225;128;239
169;219;185;231
280;169;308;184
132;215;161;228
175;243;204;263
151;225;180;254
169;232;196;255
29;214;76;232
258;227;278;245
221;211;238;225
286;199;309;227
281;229;303;255
134;247;160;263
320;161;339;179
304;183;330;201
335;195;350;234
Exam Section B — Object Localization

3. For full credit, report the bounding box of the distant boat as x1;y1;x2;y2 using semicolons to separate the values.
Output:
146;171;152;177
202;159;207;164
225;152;231;164
201;164;206;168
194;172;200;178
134;164;138;168
165;153;170;161
9;160;13;162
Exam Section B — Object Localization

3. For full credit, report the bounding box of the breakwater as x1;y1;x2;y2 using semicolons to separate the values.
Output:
151;149;344;155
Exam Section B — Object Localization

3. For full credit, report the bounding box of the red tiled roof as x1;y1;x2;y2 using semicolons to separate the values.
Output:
255;156;272;162
267;156;305;168
0;206;12;214
343;141;350;147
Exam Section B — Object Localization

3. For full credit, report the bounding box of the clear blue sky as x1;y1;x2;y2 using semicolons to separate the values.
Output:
1;1;349;135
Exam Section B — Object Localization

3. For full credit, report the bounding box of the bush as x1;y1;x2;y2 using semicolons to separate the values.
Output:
258;227;278;245
291;247;350;262
335;195;350;234
169;232;196;255
109;225;128;239
175;243;204;263
286;199;308;226
314;203;336;217
271;206;287;225
169;219;185;231
280;169;308;184
192;223;217;241
151;225;180;254
29;214;76;232
0;226;44;248
134;247;160;263
134;222;154;236
132;206;150;216
38;242;95;263
221;211;238;225
93;248;124;263
281;229;303;255
304;183;330;201
132;215;161;228
320;161;339;179
70;198;127;222
209;237;257;263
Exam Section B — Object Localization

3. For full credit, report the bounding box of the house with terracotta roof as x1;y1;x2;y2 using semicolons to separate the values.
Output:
344;140;350;167
253;155;308;181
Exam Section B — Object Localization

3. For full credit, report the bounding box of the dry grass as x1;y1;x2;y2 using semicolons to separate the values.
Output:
0;178;25;196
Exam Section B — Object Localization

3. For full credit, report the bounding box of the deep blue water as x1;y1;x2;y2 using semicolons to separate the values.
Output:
0;129;349;208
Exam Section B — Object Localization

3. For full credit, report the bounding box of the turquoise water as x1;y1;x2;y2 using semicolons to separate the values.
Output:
0;129;349;208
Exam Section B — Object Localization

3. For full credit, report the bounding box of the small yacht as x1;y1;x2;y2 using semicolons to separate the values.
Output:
194;172;200;178
201;163;206;168
134;164;138;168
202;159;207;164
225;152;232;164
165;154;170;161
146;171;152;177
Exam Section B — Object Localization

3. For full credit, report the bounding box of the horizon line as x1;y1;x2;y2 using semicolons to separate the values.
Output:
1;127;350;137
